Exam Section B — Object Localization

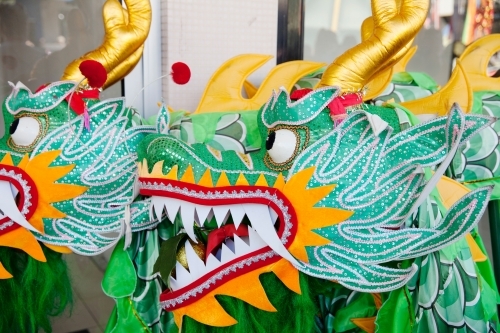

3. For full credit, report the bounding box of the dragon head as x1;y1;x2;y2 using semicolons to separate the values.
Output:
0;0;153;279
132;0;495;328
0;79;154;278
138;83;493;327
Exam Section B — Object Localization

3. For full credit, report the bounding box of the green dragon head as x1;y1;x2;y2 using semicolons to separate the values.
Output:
0;80;154;274
137;85;493;327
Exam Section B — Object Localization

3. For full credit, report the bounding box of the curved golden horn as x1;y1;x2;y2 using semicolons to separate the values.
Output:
318;0;429;91
61;0;152;89
459;34;500;92
393;46;417;73
401;60;473;115
363;45;418;100
194;54;325;114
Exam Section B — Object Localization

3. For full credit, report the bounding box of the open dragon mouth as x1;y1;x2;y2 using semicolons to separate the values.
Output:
0;164;38;235
139;178;298;310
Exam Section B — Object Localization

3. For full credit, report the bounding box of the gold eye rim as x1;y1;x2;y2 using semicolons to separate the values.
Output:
7;114;48;153
264;125;309;171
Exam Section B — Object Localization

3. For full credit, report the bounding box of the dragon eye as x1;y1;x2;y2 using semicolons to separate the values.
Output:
10;117;41;147
266;129;298;164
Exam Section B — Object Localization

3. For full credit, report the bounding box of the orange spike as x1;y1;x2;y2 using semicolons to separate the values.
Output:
273;173;286;190
0;262;13;279
181;165;195;184
173;295;238;328
351;317;376;333
271;260;302;294
198;169;214;187
44;243;73;254
372;293;382;309
0;228;46;262
216;172;231;187
0;153;13;166
17;154;30;169
151;160;165;177
466;234;487;262
165;165;179;180
255;174;269;187
28;150;60;169
138;159;148;177
235;174;249;186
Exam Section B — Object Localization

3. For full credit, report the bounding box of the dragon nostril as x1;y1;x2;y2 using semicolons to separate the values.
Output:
9;119;19;135
266;131;276;150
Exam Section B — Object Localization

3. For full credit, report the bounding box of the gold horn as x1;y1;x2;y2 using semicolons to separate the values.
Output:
459;34;500;92
318;0;429;91
363;45;418;100
61;0;152;89
401;60;473;115
194;54;325;114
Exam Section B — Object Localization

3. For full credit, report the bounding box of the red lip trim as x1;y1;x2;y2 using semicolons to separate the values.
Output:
139;177;298;310
0;164;39;236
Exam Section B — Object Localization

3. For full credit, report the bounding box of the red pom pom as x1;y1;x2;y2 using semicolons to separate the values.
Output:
171;62;191;85
79;60;107;88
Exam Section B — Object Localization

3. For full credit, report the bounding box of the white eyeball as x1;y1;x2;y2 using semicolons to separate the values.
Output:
10;117;41;147
266;129;298;164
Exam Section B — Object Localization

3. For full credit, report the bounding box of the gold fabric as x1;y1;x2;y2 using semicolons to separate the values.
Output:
61;0;151;89
319;0;429;92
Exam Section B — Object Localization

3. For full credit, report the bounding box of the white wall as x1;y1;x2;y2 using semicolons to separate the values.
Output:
160;0;279;114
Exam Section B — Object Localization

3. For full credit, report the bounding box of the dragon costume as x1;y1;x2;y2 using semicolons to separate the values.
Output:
102;0;500;332
0;0;499;332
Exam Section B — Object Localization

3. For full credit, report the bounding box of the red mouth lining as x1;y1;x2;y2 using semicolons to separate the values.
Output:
139;178;298;310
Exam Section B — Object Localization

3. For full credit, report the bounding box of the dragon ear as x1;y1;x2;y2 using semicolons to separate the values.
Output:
5;81;77;115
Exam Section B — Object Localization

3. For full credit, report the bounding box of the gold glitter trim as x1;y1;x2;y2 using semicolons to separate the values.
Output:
206;145;223;162
7;113;49;153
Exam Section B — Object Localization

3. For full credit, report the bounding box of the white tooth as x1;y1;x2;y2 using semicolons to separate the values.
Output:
195;205;212;226
220;243;236;263
179;202;197;243
215;248;222;261
164;198;181;221
225;238;236;253
213;206;230;227
175;261;193;286
206;211;214;224
230;205;246;229
184;241;206;279
233;234;251;256
151;196;165;221
244;204;299;265
248;226;267;249
9;184;18;198
206;253;220;272
169;276;181;291
269;207;279;224
0;180;40;233
240;235;251;246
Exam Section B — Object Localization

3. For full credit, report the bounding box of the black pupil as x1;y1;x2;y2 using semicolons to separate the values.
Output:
266;131;276;150
9;119;19;135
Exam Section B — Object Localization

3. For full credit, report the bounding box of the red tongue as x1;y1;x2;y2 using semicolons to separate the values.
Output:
206;224;249;261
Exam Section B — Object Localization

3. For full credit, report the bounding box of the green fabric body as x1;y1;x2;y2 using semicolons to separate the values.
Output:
452;91;500;199
0;245;72;333
363;104;401;135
